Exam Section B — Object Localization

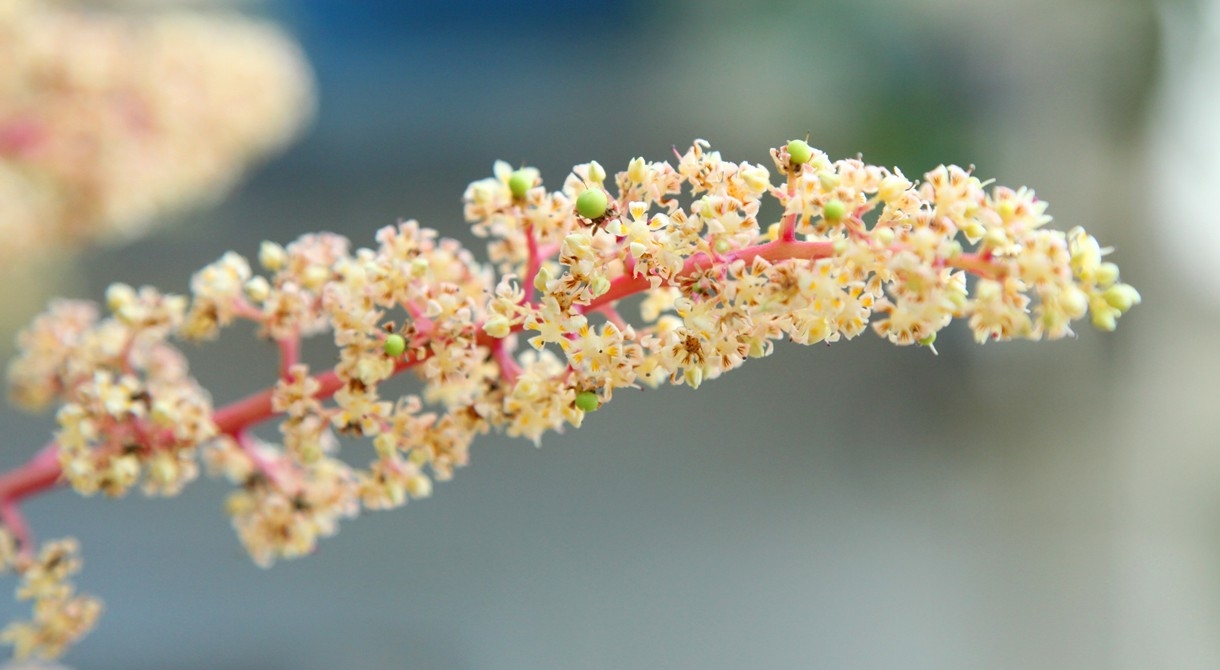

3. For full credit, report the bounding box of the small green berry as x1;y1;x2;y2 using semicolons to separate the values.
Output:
508;170;531;199
383;333;406;357
576;189;608;220
823;198;847;221
574;390;600;412
787;139;813;165
917;332;939;355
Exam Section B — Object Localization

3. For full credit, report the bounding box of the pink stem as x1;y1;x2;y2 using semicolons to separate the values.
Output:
779;173;798;242
492;339;522;385
0;445;63;553
235;430;293;492
582;238;834;312
949;252;1005;280
0;445;62;505
278;333;301;380
523;224;540;305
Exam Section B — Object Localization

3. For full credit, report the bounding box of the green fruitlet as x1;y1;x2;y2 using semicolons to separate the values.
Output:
823;198;847;221
576;189;608;220
787;139;812;165
508;170;530;199
383;333;406;357
574;390;600;412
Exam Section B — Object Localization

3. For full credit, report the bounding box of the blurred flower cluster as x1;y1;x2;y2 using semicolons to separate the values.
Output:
0;0;313;266
0;531;99;662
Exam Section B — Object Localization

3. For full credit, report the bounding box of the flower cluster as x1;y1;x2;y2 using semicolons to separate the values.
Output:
0;529;102;661
8;289;215;499
1;140;1137;658
0;0;312;264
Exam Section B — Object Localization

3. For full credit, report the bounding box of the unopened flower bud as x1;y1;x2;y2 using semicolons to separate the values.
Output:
982;229;1009;250
534;265;552;293
626;157;647;183
105;283;135;313
1092;310;1118;332
302;265;330;290
1102;284;1141;312
1059;286;1088;319
259;241;287;271
740;164;771;193
877;175;910;202
406;473;433;499
589;275;611;297
1095;262;1120;287
244;276;271;302
483;315;511;338
587;160;606;183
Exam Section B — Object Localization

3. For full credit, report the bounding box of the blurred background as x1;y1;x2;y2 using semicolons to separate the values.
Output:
3;0;1218;667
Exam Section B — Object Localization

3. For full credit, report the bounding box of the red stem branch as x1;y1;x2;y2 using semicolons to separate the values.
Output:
522;224;541;305
277;333;301;380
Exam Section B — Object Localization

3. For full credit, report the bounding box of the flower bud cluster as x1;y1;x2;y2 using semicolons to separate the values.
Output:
6;140;1136;586
0;529;102;661
0;0;312;264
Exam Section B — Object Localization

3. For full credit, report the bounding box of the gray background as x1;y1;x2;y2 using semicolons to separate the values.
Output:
3;0;1218;668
